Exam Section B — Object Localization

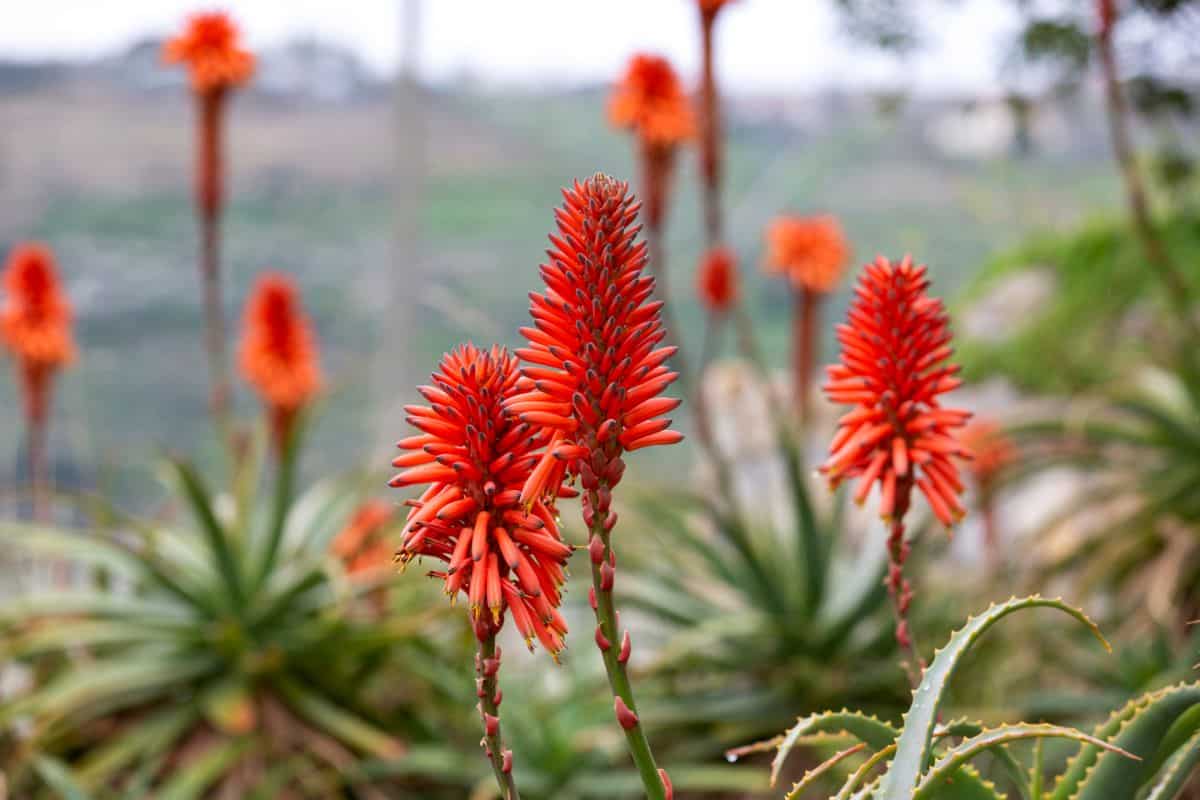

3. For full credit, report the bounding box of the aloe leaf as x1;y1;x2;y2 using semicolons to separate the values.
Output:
155;738;250;800
785;743;867;799
776;421;824;616
253;418;301;592
1052;682;1200;800
276;677;403;760
3;619;160;660
879;596;1108;800
75;704;198;788
934;719;1031;800
1143;725;1200;800
836;744;896;799
730;710;899;788
914;724;1136;799
32;755;92;800
167;459;244;609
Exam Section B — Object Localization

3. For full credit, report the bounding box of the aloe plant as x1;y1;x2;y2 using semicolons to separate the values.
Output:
0;427;459;798
734;596;1200;799
1010;368;1200;625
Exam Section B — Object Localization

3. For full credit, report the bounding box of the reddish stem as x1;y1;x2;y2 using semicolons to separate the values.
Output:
793;287;821;425
885;478;924;688
699;12;723;248
197;91;231;425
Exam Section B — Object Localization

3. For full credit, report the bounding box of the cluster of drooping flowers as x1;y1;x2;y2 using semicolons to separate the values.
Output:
391;344;574;657
238;274;323;451
764;214;850;293
0;243;76;427
608;54;694;233
821;255;971;526
163;11;255;96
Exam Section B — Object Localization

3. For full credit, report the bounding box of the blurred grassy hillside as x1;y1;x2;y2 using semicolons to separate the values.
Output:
0;79;1124;505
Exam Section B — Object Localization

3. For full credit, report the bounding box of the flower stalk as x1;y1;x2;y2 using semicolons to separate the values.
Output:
476;635;519;800
198;92;231;424
585;482;669;800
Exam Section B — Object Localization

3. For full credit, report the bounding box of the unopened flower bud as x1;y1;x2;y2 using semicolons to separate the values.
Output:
614;696;639;730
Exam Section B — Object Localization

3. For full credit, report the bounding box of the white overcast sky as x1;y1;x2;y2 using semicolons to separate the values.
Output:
0;0;1020;92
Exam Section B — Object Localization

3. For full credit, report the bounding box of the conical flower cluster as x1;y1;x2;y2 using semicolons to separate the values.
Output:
1;243;75;424
392;344;573;656
238;274;322;449
764;214;850;293
509;174;683;519
821;256;971;526
696;246;739;314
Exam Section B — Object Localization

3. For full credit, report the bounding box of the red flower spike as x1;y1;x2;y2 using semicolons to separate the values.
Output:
509;175;683;508
330;501;395;577
819;256;972;528
163;12;255;96
238;273;322;451
696;246;739;314
1;243;76;425
961;420;1015;491
392;344;571;659
608;54;694;149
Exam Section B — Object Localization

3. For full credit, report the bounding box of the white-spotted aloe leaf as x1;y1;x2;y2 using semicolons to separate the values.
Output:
878;596;1109;800
912;723;1136;799
1051;683;1200;800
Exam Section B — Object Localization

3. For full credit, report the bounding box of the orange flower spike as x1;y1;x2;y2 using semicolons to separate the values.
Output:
961;420;1015;491
609;54;694;233
696;246;739;314
764;214;851;293
330;501;394;573
608;53;694;149
1;243;76;424
238;273;322;451
820;255;972;528
163;11;255;96
390;344;571;659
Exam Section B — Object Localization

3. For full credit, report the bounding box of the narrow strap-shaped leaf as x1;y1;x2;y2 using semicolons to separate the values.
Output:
1143;725;1200;800
75;704;198;788
168;459;244;609
1058;683;1200;800
921;764;1006;800
913;724;1136;799
253;416;302;592
776;420;824;616
785;743;867;799
836;744;896;799
729;710;899;788
156;738;251;800
275;676;404;759
32;755;92;800
934;719;1032;800
879;596;1108;800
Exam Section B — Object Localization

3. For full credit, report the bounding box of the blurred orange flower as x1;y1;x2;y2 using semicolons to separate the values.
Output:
238;273;322;449
699;0;736;19
163;11;255;95
696;246;739;314
961;420;1016;489
331;501;395;576
1;243;75;423
764;215;851;293
608;53;695;148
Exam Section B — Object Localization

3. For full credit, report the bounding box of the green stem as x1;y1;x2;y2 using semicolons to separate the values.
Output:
587;485;667;800
477;634;519;800
254;422;298;591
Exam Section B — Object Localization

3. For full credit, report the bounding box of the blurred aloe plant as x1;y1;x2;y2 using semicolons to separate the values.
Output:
0;426;460;798
734;596;1200;799
621;375;918;745
1011;367;1200;626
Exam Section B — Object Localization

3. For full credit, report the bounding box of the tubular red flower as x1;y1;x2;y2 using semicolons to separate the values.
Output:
764;214;850;293
238;273;322;448
392;344;572;659
820;255;972;528
696;246;739;314
1;243;75;424
509;174;683;505
163;12;255;96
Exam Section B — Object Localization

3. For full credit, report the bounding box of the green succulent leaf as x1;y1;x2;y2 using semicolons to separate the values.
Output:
730;710;899;787
786;743;867;799
155;738;251;800
879;596;1108;800
1051;682;1200;800
32;755;92;800
1143;725;1200;800
913;724;1136;799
